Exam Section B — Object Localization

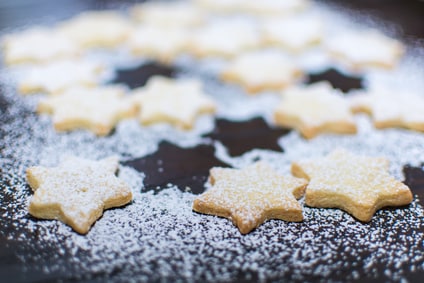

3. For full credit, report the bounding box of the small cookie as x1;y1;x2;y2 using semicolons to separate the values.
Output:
127;25;188;62
38;85;136;136
57;11;132;48
262;16;323;52
274;82;357;139
131;76;216;130
193;162;307;234
220;50;303;93
18;59;104;95
326;30;404;70
26;156;133;234
131;2;204;27
189;20;261;58
291;149;413;222
1;27;79;65
350;87;424;132
192;0;243;13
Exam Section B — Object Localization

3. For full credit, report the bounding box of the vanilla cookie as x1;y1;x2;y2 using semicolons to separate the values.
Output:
350;87;424;132
240;0;309;16
291;149;413;222
18;59;104;95
220;50;303;93
274;82;357;139
326;30;404;70
188;20;261;58
2;27;79;65
193;162;307;234
192;0;243;13
38;85;136;136
127;25;188;62
131;1;204;27
131;76;216;130
262;16;323;52
27;156;132;234
58;11;132;48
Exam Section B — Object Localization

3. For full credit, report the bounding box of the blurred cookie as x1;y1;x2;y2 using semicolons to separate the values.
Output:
38;85;136;136
274;82;357;139
291;149;413;222
132;76;216;130
220;50;302;93
193;162;307;234
27;155;132;234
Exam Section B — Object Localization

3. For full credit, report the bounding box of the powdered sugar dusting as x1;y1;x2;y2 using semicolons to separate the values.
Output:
1;0;423;282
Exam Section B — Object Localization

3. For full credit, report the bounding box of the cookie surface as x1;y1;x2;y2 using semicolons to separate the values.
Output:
2;27;79;65
57;11;132;48
18;59;104;95
26;156;133;234
274;82;357;138
326;30;404;70
132;76;216;130
38;85;136;136
291;149;413;222
350;87;424;132
193;162;307;234
220;50;303;93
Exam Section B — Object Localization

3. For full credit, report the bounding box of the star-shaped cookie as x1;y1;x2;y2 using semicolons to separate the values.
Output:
220;51;303;94
18;59;104;95
291;149;413;222
2;27;80;65
57;11;132;48
131;76;216;130
26;156;133;234
274;82;357;139
326;30;404;70
350;87;424;132
193;162;307;234
38;85;137;136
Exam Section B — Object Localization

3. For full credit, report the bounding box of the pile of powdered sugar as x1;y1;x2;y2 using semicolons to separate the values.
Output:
1;1;424;283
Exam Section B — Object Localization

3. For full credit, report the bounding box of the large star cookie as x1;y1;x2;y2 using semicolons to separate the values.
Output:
326;30;404;70
57;11;132;48
38;85;136;136
274;82;357;139
18;59;104;95
189;20;261;58
193;162;307;234
26;156;133;234
1;27;79;65
221;51;302;94
350;87;424;132
132;76;216;130
291;149;413;222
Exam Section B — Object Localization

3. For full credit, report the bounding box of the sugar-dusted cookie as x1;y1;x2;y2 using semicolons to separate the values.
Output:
127;25;188;62
38;85;137;136
193;162;307;234
192;0;243;13
57;11;132;48
18;59;104;95
131;76;216;130
240;0;309;16
188;20;261;58
1;27;79;65
291;149;413;222
262;16;323;52
27;156;132;234
220;50;303;93
131;1;204;27
325;30;404;70
274;82;357;139
350;87;424;132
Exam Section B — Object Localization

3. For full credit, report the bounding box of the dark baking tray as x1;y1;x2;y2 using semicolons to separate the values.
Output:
1;1;423;282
